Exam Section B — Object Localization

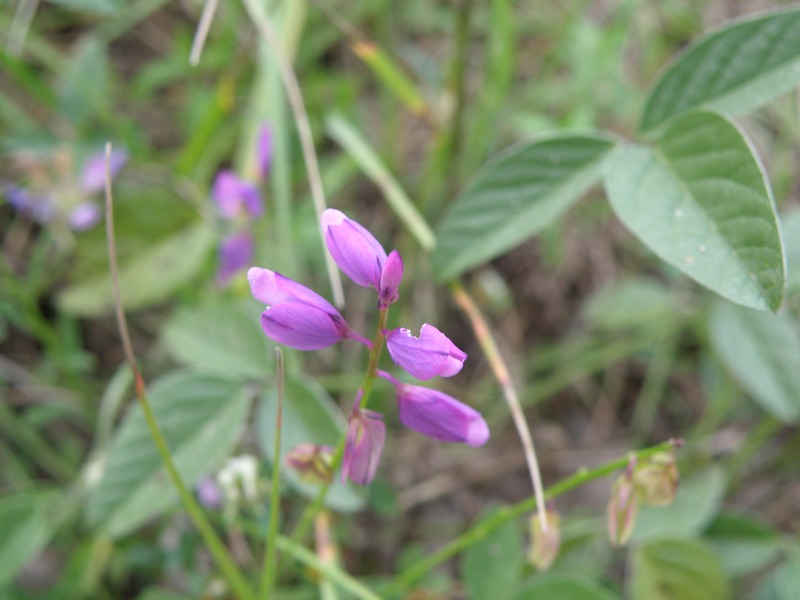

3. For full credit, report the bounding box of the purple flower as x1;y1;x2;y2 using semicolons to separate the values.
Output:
379;371;489;447
68;202;101;231
257;125;273;181
212;170;263;219
385;324;467;380
379;250;403;309
4;184;54;223
81;148;128;195
196;475;223;510
342;392;386;485
321;209;403;308
217;231;254;285
248;267;369;350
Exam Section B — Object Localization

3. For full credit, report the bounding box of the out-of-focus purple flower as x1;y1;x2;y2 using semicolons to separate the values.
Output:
68;202;101;231
212;170;263;219
385;324;467;380
322;209;402;295
379;371;489;446
81;148;128;195
197;475;223;510
217;231;254;285
248;267;369;350
286;443;334;485
257;125;272;181
378;250;403;309
4;184;54;223
342;392;386;485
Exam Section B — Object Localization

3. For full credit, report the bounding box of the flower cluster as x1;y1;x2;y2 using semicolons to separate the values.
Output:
212;125;271;285
249;209;489;485
3;147;127;231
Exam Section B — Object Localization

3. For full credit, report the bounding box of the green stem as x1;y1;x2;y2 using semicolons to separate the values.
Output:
103;146;256;600
260;349;285;598
288;308;390;545
388;440;678;594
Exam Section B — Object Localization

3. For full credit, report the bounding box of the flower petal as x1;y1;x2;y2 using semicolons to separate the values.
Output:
260;302;347;350
395;384;489;446
212;170;263;218
81;148;128;195
322;209;387;288
342;407;386;485
248;267;339;313
378;249;403;309
385;323;467;380
217;231;253;285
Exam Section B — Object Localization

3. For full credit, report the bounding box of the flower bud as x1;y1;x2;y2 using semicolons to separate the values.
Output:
342;392;386;485
286;444;334;485
528;509;561;571
633;452;679;507
607;457;639;547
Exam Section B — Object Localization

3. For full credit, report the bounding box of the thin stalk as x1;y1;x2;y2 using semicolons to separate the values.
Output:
450;280;548;532
104;144;257;600
240;0;345;307
388;439;679;593
260;348;285;598
189;0;220;66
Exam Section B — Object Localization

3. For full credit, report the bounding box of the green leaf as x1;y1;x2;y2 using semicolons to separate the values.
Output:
258;379;365;513
87;372;251;538
631;466;725;542
781;208;800;291
0;491;59;587
641;8;800;133
432;133;616;281
705;513;782;577
47;0;122;14
709;302;800;423
163;299;271;380
583;278;675;330
58;36;111;126
515;574;621;600
58;223;215;316
632;538;730;600
462;510;524;600
604;111;785;311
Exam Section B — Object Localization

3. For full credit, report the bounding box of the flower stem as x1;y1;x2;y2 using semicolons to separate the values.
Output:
260;348;285;599
104;144;257;600
449;280;549;532
388;439;679;594
288;308;389;544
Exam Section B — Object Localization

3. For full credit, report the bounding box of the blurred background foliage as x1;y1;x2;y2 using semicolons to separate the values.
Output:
1;0;799;598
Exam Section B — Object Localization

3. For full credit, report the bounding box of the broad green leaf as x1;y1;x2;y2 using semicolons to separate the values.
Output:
781;208;800;291
59;223;215;316
258;379;365;512
163;299;271;380
605;111;785;312
514;574;621;600
48;0;122;14
432;133;616;281
709;301;800;423
632;538;730;600
705;513;782;577
641;8;800;133
87;372;251;537
583;278;675;330
462;510;524;600
0;491;59;587
631;466;725;542
59;36;111;126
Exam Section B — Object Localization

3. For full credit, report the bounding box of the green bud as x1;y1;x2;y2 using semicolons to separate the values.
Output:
285;444;334;485
633;452;679;507
528;509;561;571
607;457;639;547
